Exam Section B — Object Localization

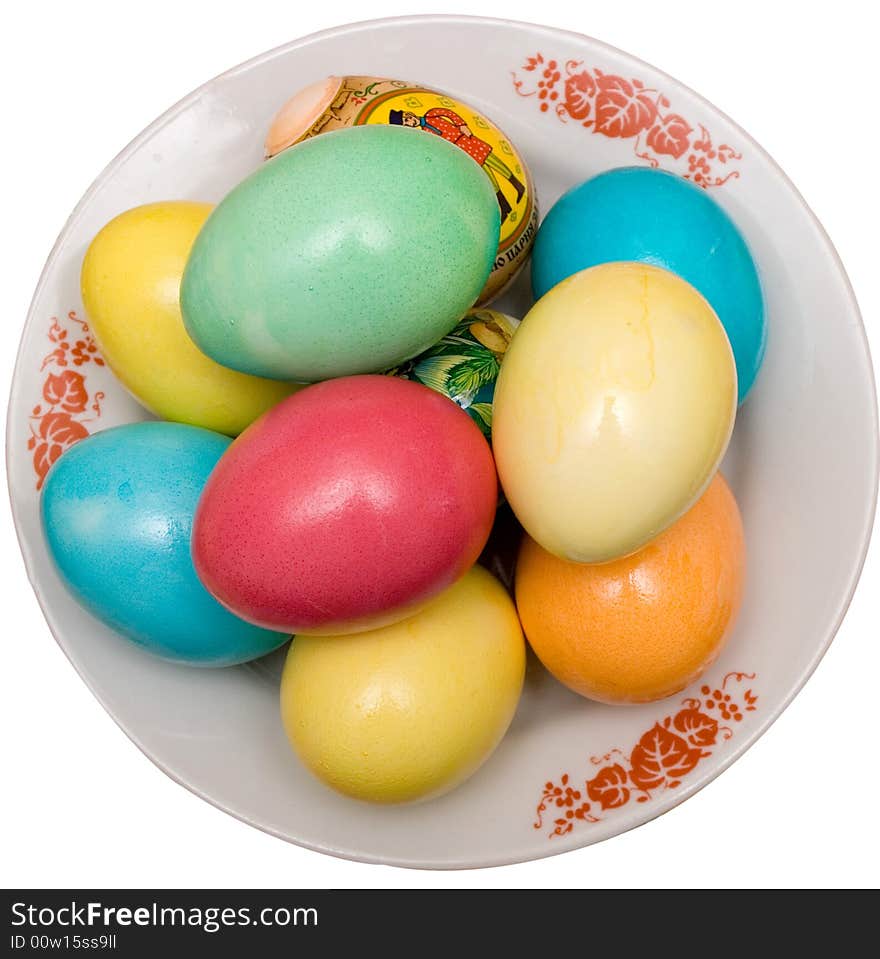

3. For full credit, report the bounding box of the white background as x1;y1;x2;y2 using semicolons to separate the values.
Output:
2;0;877;889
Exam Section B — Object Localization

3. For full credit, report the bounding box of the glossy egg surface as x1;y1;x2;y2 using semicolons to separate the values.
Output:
281;566;526;803
41;422;287;665
532;166;765;402
515;474;745;703
192;375;498;635
81;201;300;435
493;261;737;563
264;75;538;305
181;125;500;382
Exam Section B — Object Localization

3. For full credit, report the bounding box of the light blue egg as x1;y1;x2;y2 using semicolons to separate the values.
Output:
41;421;288;666
532;167;765;403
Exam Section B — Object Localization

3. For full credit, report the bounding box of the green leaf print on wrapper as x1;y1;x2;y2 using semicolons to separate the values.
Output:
469;403;494;433
390;310;519;438
445;351;499;402
408;355;465;395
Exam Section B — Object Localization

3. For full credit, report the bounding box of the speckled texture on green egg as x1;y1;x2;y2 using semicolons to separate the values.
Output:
181;125;501;381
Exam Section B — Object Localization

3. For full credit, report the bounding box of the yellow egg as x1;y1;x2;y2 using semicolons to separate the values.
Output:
280;566;525;804
492;262;737;563
81;202;301;436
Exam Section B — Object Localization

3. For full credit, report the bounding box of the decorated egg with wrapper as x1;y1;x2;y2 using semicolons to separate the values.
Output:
389;309;519;437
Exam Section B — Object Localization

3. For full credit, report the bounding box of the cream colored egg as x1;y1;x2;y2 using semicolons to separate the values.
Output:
492;262;737;563
280;566;526;804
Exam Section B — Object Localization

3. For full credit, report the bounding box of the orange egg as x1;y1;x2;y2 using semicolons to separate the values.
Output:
515;474;745;704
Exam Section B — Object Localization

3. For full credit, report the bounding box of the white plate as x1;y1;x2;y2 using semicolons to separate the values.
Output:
7;14;878;869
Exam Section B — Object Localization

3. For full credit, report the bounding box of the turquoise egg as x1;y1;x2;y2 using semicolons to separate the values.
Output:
181;124;501;382
40;422;288;666
532;167;765;403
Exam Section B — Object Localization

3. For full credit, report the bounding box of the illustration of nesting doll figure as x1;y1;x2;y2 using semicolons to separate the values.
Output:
389;107;526;223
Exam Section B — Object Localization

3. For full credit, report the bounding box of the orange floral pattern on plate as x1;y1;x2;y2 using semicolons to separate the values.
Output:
512;54;742;188
534;671;758;837
28;311;105;489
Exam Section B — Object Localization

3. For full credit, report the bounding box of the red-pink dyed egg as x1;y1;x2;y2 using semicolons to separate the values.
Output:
192;375;498;635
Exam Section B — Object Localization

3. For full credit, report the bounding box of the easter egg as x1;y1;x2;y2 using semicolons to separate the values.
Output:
264;76;537;304
515;474;745;703
41;422;287;666
81;202;301;436
532;166;765;402
389;308;518;437
192;375;498;635
280;566;526;803
181;125;500;382
492;262;736;563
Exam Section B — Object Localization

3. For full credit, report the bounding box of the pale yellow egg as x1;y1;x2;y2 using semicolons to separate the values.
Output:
81;201;301;436
280;566;525;804
492;262;737;563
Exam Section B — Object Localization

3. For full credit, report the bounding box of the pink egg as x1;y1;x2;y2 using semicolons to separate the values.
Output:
192;375;498;635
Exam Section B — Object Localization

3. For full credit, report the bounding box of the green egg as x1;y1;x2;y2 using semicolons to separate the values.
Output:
181;125;501;382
